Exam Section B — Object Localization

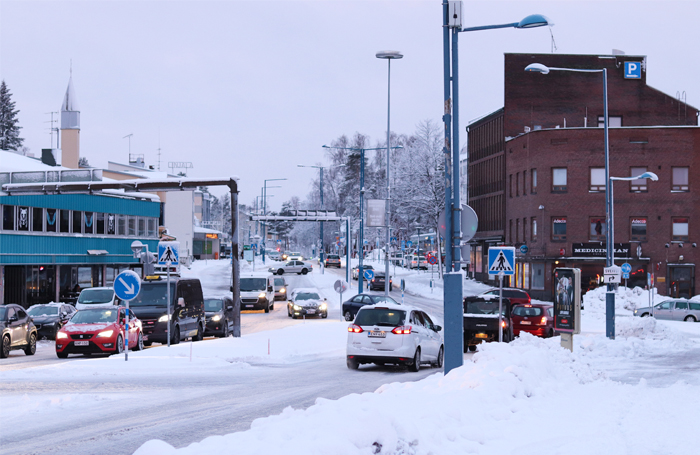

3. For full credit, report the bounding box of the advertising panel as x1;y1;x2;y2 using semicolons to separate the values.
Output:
553;268;581;334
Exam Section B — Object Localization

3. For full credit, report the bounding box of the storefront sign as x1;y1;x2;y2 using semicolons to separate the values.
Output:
572;243;630;258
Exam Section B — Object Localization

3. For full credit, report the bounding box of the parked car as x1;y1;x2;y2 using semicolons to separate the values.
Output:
463;296;513;351
352;264;374;280
76;287;121;310
633;299;700;321
27;303;76;340
342;294;399;321
478;288;531;306
368;272;392;291
325;254;342;268
56;307;143;358
287;288;328;319
512;303;554;338
128;276;206;345
0;304;38;358
270;261;313;276
273;276;288;301
287;252;304;261
346;303;443;371
203;296;235;337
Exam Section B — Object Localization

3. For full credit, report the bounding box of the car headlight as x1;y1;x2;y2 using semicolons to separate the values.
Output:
319;303;327;310
293;305;301;310
211;315;221;321
56;332;68;339
97;330;114;338
158;314;171;322
258;293;266;298
280;288;285;293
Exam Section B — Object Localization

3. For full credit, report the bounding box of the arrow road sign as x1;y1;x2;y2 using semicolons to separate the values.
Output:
158;241;180;265
114;270;142;301
488;247;515;276
364;269;375;281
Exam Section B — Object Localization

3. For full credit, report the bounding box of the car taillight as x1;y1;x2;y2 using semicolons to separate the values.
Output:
501;321;506;328
392;325;412;335
348;324;363;333
527;295;531;303
540;317;547;325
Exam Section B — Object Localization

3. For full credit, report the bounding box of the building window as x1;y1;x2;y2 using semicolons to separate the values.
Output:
509;174;513;198
531;218;537;242
509;219;513;243
107;214;116;235
672;167;689;192
475;245;482;273
46;208;58;232
32;207;43;232
630;167;648;192
516;218;520;243
552;217;567;241
589;217;605;241
598;116;622;127
96;213;105;234
127;217;136;236
2;205;14;230
147;218;156;237
138;217;146;237
672;217;689;241
17;206;29;231
531;263;545;290
523;217;527;242
631;217;647;241
552;168;567;192
516;263;522;288
516;172;520;196
117;215;127;236
590;168;605;192
531;169;537;194
84;212;94;234
60;210;70;233
72;211;82;234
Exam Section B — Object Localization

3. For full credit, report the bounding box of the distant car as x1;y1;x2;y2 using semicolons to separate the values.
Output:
634;299;700;322
270;260;313;276
281;252;289;261
512;303;554;338
0;304;38;358
27;303;76;340
76;287;121;310
268;250;282;261
407;255;428;270
287;252;303;261
273;276;288;301
479;288;531;306
463;296;513;351
287;288;328;319
240;273;275;312
203;296;235;337
342;294;399;321
325;254;341;268
352;264;374;280
55;307;144;358
368;272;392;291
346;303;443;371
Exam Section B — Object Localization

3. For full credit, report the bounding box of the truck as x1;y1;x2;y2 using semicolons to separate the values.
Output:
462;295;513;352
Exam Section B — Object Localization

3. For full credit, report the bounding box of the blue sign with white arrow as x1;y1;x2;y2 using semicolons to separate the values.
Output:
114;270;142;301
364;269;375;281
488;247;516;276
621;262;632;279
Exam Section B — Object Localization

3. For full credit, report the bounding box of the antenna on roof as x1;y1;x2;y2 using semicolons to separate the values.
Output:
549;27;557;53
157;130;162;171
44;111;59;148
676;91;687;124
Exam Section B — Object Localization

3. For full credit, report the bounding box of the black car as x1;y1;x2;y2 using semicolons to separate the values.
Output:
1;304;38;358
128;276;205;346
203;296;236;337
27;303;76;340
463;296;513;352
342;294;399;321
368;272;392;291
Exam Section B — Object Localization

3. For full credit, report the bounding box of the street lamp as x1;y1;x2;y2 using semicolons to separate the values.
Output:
441;6;551;374
263;178;286;264
524;62;616;338
377;50;403;296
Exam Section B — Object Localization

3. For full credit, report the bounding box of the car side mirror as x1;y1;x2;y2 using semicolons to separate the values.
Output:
227;306;233;311
435;325;442;332
122;318;127;325
8;316;18;323
267;286;273;292
178;297;185;307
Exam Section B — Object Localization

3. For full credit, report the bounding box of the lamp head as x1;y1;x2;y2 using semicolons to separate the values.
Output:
637;171;659;181
516;14;552;29
376;50;403;60
131;240;145;258
525;63;550;74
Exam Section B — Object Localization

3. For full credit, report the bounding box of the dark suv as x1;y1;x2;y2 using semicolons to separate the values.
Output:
128;277;205;346
463;296;513;352
479;288;530;306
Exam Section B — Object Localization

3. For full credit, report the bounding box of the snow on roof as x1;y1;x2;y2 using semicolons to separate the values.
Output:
0;150;69;172
61;76;79;111
195;226;222;234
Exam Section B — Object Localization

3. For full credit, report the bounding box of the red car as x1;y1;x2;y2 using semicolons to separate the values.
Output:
512;303;554;338
55;307;144;358
479;288;531;306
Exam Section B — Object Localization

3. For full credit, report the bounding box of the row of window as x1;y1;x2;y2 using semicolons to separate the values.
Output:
470;246;547;291
509;166;690;196
508;216;690;243
1;205;159;238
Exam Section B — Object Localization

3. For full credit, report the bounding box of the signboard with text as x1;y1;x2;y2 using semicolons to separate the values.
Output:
366;199;386;227
553;268;581;334
572;243;630;258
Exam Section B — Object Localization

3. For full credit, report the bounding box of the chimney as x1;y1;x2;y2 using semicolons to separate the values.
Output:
60;76;80;169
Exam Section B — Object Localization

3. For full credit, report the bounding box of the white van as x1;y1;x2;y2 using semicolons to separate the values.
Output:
75;287;121;310
239;272;275;313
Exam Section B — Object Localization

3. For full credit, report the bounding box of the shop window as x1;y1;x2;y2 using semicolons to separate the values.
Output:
46;208;58;232
531;218;537;242
552;217;567;241
552;168;567;192
84;212;94;234
60;210;70;233
672;167;689;192
117;215;127;236
475;245;483;273
138;217;146;236
531;169;537;194
32;207;43;232
72;211;82;234
523;263;530;289
17;206;30;231
630;167;648;192
598;116;622;127
107;214;116;235
516;263;522;288
630;218;647;241
531;263;545;290
96;213;105;234
128;217;136;236
3;205;16;230
672;217;689;241
589;217;605;241
590;168;605;192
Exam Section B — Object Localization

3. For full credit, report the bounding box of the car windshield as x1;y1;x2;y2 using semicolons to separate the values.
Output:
328;255;339;259
296;293;320;301
274;278;285;286
241;278;267;292
77;289;114;304
513;306;543;316
289;252;301;256
28;305;60;316
128;282;176;307
70;309;118;324
355;309;406;327
504;290;527;298
204;299;223;311
465;300;506;315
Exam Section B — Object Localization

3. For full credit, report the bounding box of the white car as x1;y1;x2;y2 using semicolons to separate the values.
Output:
287;252;304;261
269;260;313;275
75;287;120;310
346;303;444;371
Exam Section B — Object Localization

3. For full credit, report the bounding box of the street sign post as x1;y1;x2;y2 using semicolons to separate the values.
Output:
603;265;622;284
114;270;141;361
334;279;349;322
488;247;515;342
621;262;632;287
400;279;405;305
159;242;180;347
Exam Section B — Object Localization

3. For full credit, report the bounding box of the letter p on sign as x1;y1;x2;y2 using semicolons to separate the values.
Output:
625;61;642;79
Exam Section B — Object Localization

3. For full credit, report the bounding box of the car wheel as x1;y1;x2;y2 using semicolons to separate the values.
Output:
24;332;37;356
641;312;650;317
57;351;69;359
0;335;9;358
685;315;697;322
221;322;229;338
435;346;444;368
277;269;284;275
264;303;270;314
193;324;204;341
292;314;298;319
547;329;554;338
344;311;354;321
287;307;292;317
270;302;274;311
134;331;144;351
172;326;181;345
322;312;328;319
114;335;124;355
468;345;477;352
408;348;421;372
346;358;359;370
301;269;308;275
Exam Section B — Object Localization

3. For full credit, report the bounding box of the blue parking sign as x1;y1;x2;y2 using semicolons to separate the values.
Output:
624;61;642;79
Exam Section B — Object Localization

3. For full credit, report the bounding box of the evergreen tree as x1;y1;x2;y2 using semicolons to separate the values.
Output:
0;80;24;151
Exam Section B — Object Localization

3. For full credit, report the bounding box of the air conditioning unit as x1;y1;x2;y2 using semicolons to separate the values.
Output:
524;126;531;133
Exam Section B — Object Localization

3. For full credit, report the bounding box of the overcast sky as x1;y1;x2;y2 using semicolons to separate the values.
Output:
2;0;698;210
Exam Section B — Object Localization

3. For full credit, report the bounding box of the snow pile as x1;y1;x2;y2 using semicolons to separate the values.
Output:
134;330;700;455
583;285;664;315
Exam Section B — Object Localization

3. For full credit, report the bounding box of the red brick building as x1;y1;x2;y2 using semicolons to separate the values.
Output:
467;53;699;300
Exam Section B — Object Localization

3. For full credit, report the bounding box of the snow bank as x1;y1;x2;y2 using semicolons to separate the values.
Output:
583;285;666;315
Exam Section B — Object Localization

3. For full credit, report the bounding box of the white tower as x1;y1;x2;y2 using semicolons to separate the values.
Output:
60;75;80;168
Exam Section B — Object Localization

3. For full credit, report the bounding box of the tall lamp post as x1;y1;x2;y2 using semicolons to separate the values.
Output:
377;50;403;296
524;62;617;337
442;5;551;374
263;178;286;264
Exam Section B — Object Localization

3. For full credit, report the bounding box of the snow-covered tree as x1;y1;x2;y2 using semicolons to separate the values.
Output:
0;80;24;151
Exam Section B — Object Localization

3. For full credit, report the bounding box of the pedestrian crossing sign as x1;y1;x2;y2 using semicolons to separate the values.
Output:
158;241;180;265
488;247;515;276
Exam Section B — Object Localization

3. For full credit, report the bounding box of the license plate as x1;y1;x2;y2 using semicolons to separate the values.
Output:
520;321;531;325
246;305;254;308
368;331;386;338
143;335;148;341
74;340;89;346
475;333;488;339
306;309;315;314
